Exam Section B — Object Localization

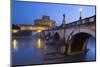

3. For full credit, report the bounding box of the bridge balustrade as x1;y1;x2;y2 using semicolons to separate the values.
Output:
66;15;95;28
89;17;95;22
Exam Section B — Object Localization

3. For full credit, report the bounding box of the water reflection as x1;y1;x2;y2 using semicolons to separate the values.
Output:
12;39;18;52
12;36;96;66
36;38;41;48
86;37;96;61
36;38;45;49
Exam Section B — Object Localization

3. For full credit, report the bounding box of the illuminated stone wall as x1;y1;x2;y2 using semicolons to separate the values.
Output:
34;15;55;29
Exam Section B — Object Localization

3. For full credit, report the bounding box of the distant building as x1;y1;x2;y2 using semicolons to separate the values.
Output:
34;15;55;29
16;15;56;33
20;24;33;30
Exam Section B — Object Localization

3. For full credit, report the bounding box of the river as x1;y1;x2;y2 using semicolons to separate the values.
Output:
12;36;96;66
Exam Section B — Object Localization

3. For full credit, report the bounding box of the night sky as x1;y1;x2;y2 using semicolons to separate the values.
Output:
12;0;96;26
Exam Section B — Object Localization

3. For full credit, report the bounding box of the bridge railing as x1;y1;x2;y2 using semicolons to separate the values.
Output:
66;15;96;28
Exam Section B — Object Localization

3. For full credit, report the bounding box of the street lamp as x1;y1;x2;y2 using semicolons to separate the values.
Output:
79;8;83;24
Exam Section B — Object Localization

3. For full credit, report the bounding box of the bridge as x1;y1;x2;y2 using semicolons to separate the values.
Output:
43;15;96;55
12;15;96;55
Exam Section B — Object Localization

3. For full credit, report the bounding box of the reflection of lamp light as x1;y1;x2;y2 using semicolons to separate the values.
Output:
37;38;41;48
12;39;18;51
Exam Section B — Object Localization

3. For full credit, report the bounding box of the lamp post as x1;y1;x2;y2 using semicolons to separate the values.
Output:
79;8;83;24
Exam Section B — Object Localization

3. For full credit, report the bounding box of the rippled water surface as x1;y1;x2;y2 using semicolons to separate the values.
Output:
12;37;96;66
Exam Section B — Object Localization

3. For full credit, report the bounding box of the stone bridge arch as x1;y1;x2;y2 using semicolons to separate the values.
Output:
66;28;95;55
